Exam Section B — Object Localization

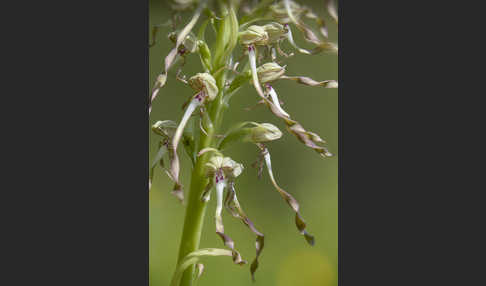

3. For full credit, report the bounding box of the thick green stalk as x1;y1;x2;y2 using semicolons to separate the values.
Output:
176;68;228;286
175;3;237;285
175;135;212;286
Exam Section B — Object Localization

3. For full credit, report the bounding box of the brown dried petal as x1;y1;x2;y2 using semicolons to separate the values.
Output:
286;121;333;158
281;75;338;88
282;0;337;55
259;145;315;245
213;179;247;267
225;182;265;280
305;11;328;38
215;228;247;266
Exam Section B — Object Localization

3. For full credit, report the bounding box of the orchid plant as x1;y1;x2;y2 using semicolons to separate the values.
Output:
149;0;338;285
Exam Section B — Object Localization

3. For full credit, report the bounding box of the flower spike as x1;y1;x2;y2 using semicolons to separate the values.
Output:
157;1;338;283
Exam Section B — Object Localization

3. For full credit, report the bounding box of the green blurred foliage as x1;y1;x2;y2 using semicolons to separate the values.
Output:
149;1;338;285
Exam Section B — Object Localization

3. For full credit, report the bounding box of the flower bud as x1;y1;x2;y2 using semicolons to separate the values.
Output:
257;62;286;83
263;22;289;43
247;123;283;143
188;73;219;101
152;120;177;139
239;25;269;46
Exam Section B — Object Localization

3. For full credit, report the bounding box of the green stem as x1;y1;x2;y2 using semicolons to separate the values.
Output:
175;3;237;285
176;71;228;286
175;137;212;286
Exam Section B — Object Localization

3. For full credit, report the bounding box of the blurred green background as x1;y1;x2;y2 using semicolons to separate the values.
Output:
149;1;338;285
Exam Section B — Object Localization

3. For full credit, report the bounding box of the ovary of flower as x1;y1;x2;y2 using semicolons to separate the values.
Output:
265;84;290;118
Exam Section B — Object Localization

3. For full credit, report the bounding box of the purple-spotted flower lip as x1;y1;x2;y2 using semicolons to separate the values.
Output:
215;169;225;184
177;46;187;55
194;91;205;102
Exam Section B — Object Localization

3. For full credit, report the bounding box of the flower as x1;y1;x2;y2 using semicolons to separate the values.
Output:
188;73;219;101
205;155;244;180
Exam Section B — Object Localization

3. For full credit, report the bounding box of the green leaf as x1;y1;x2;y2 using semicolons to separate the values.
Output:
169;248;234;286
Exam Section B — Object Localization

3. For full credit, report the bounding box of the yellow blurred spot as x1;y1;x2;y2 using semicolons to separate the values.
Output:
277;250;334;286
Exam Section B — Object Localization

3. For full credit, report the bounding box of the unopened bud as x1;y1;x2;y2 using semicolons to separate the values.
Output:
188;73;219;101
239;25;269;46
257;62;286;83
152;120;177;138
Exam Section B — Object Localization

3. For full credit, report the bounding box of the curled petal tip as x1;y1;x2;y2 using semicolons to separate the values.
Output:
304;231;315;246
171;188;184;202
